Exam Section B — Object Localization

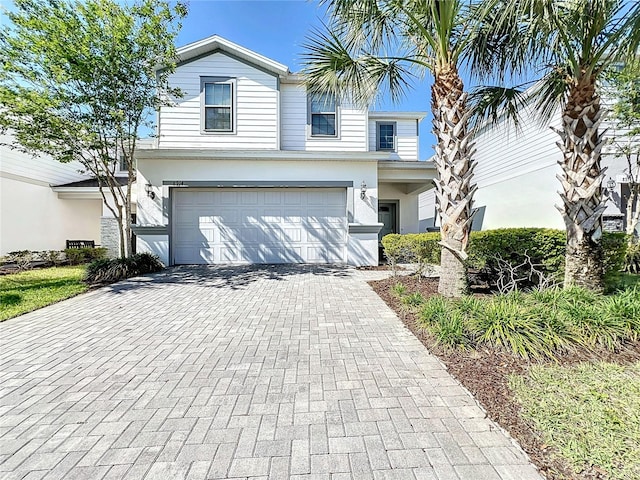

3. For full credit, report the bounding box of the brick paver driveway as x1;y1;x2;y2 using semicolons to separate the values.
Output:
1;265;542;480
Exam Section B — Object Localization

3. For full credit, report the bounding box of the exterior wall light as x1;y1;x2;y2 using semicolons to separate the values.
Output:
145;182;156;200
604;177;616;197
360;181;367;200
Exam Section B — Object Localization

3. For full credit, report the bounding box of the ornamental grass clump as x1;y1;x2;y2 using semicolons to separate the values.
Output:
467;295;554;360
84;253;164;284
400;292;425;311
414;286;640;359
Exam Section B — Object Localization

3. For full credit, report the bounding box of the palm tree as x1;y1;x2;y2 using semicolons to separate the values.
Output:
302;0;485;297
470;0;640;291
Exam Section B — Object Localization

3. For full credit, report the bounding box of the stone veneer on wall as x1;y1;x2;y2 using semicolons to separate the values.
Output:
100;217;120;258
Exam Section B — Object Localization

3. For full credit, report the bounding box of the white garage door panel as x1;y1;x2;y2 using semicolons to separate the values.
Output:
173;188;347;264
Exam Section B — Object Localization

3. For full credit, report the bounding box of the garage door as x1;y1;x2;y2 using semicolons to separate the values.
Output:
172;188;347;264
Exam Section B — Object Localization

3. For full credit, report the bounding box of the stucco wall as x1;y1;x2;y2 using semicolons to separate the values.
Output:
0;177;101;255
378;183;420;234
136;158;379;227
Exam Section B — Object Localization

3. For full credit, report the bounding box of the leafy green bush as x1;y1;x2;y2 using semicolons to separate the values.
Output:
624;242;640;274
601;232;628;274
65;247;108;265
381;233;440;269
467;228;566;288
84;252;164;284
40;250;63;266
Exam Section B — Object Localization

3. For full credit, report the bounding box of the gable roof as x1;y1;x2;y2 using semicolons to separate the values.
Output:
174;35;290;77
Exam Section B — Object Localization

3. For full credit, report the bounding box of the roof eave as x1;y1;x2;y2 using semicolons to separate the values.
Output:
172;35;290;77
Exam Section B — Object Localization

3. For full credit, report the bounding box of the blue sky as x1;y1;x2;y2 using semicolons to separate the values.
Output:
178;0;435;157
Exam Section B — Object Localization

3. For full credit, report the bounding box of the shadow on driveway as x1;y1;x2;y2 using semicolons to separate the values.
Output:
102;263;353;294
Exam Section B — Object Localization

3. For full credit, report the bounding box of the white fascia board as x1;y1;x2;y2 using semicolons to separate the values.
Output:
378;161;437;183
51;185;136;200
378;160;436;171
50;187;103;199
282;74;304;84
175;35;289;76
369;111;428;121
135;148;389;162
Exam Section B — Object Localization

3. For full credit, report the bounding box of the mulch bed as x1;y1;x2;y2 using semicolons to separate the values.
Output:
369;275;640;480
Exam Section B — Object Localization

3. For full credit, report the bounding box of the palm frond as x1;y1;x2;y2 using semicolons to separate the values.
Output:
529;68;570;125
322;0;402;52
300;25;414;108
468;84;532;132
465;0;556;82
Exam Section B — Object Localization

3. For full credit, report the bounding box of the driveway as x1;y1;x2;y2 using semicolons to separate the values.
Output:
0;265;542;480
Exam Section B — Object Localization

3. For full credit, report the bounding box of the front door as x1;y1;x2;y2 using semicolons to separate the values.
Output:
378;202;397;243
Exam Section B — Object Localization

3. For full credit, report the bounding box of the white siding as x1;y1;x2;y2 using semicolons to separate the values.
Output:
473;116;562;190
280;84;367;152
368;119;419;160
158;52;279;149
1;133;90;185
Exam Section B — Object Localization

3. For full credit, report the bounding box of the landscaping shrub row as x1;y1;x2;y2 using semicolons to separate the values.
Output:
382;228;630;285
1;247;108;269
395;285;640;359
84;252;164;284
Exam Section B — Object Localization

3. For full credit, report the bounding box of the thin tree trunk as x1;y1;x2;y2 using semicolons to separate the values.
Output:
626;186;639;240
432;66;476;297
554;78;606;291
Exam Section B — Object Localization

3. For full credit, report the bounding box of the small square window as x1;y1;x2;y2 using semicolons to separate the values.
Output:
202;79;234;132
309;92;337;137
377;123;396;151
118;153;127;172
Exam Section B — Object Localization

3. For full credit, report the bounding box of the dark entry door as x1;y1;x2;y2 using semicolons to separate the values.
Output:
378;202;397;242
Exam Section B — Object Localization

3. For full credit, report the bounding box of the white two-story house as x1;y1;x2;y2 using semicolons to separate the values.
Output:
133;35;435;266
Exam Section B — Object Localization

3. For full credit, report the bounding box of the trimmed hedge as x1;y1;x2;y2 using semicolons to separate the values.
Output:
601;232;629;274
382;229;630;285
381;232;441;267
467;228;565;277
84;252;164;284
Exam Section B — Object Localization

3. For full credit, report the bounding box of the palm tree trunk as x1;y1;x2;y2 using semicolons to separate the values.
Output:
432;66;476;297
554;79;606;291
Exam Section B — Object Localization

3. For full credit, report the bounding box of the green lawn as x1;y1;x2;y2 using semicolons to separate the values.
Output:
510;362;640;480
0;266;88;321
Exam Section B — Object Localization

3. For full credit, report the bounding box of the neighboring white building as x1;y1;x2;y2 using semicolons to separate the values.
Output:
0;132;141;257
0;133;102;256
134;35;435;266
419;110;638;235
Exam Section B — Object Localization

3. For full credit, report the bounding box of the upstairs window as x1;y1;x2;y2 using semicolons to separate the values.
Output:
309;93;337;137
202;78;234;132
377;122;396;151
118;153;127;172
